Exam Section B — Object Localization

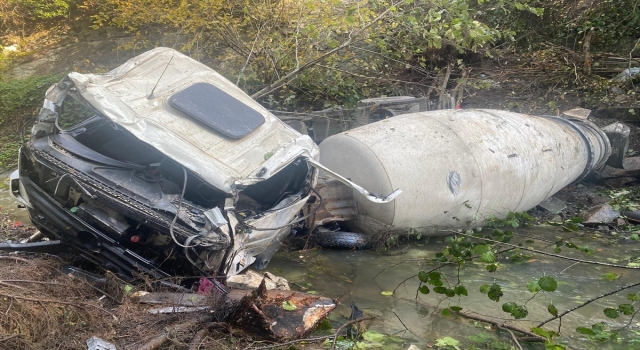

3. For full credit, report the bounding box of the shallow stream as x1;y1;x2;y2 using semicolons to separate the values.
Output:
266;227;640;350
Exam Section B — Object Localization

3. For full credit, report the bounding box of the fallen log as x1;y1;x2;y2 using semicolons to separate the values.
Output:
135;278;336;341
226;279;336;341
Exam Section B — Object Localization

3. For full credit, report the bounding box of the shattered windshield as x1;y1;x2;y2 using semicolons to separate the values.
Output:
56;89;99;129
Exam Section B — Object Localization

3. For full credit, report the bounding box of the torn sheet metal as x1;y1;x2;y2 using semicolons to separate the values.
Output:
309;178;359;227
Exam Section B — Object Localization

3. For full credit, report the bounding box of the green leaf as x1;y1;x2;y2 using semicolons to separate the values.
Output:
473;244;490;254
428;271;442;281
381;291;393;296
435;336;460;349
418;271;428;283
538;276;558;292
419;285;430;294
282;300;297;311
479;284;491;294
569;217;584;223
628;293;639;301
487;283;503;302
450;306;463;312
362;330;386;343
527;280;542;293
442;308;451;316
445;288;455;297
576;327;596;335
480;251;496;263
454;285;468;296
124;285;134;294
530;327;551;339
512;305;529;319
434;286;447;294
619;304;635;315
631;233;639;241
548;304;558;317
563;223;580;232
429;279;444;287
502;302;517;313
603;272;620;281
603;308;620;318
486;264;497;272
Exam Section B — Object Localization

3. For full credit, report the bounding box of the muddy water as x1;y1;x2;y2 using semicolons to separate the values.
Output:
1;183;639;349
267;228;640;349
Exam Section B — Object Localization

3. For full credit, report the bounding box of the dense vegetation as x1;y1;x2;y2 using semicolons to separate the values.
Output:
2;0;640;113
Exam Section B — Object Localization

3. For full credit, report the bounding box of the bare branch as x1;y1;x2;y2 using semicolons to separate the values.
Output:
330;317;375;350
250;1;403;100
449;230;640;270
537;281;640;327
498;326;524;350
455;310;545;341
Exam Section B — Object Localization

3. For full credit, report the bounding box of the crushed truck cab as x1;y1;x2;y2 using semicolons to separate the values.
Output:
12;47;324;280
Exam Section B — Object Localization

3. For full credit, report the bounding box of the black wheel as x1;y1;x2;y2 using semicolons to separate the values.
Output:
313;231;372;250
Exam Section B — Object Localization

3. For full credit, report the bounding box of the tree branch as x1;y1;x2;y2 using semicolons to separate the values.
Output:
454;310;544;341
250;1;403;100
330;317;375;350
537;281;640;327
450;231;640;270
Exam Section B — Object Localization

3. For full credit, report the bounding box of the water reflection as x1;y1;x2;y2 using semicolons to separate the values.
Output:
267;228;640;349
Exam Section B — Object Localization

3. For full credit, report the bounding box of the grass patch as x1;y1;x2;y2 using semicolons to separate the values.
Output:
0;134;22;170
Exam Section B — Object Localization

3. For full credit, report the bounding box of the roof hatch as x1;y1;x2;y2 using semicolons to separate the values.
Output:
168;82;265;139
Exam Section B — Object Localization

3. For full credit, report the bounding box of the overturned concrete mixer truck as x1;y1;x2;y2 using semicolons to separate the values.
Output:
317;109;612;236
7;46;616;283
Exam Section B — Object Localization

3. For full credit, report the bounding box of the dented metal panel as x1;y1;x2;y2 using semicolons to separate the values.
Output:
64;47;319;194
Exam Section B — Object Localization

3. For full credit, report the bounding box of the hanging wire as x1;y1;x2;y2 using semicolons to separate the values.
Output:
168;166;200;248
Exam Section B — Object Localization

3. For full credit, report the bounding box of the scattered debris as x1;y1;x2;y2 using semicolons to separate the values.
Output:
86;336;117;350
562;107;592;120
537;197;567;215
602;122;630;168
133;291;207;306
227;279;336;340
595;156;640;180
148;306;211;314
582;204;620;224
138;314;213;350
226;269;290;290
615;217;628;226
612;67;640;83
601;176;637;188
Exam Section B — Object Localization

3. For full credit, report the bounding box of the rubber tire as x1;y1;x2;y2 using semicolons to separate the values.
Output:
313;231;372;250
